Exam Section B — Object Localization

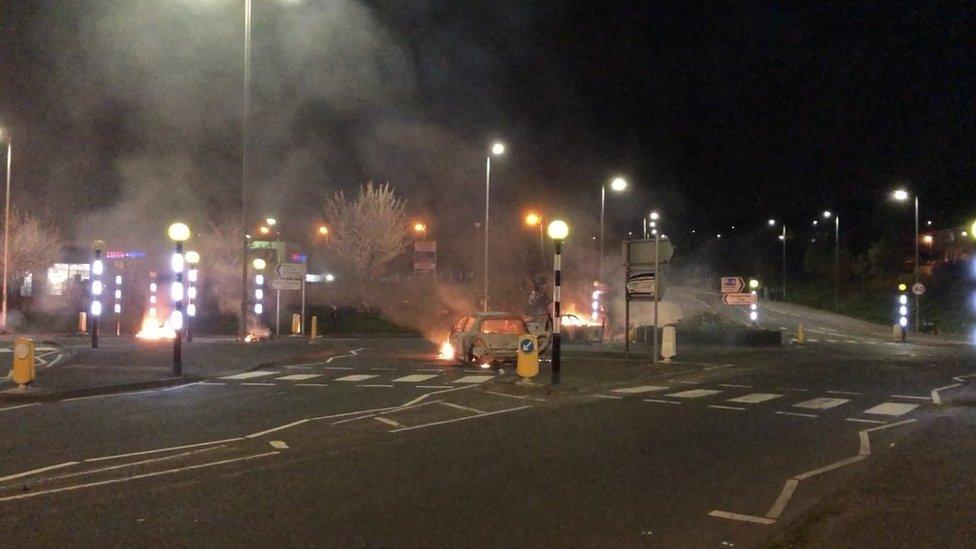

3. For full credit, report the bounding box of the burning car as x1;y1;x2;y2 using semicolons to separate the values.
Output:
444;311;530;366
560;313;603;343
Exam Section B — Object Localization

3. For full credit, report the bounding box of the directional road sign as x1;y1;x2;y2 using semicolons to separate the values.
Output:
721;276;745;293
277;262;308;280
722;292;757;306
626;272;656;298
269;278;302;291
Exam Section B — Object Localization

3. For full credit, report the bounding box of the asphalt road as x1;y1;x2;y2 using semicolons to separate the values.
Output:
0;334;973;547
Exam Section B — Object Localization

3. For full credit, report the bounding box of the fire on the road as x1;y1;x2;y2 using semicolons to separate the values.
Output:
438;340;455;360
135;317;175;341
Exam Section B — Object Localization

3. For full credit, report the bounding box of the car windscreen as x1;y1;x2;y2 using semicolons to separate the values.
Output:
480;318;527;334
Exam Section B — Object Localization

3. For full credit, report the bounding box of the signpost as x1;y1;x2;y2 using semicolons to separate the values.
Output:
721;276;745;293
269;278;302;291
623;237;673;360
274;262;307;336
722;292;757;306
277;262;307;280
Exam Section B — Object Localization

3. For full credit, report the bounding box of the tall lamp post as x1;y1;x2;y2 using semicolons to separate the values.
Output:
599;177;627;331
168;222;191;376
821;211;840;312
892;189;919;331
483;141;505;312
768;219;787;300
524;212;544;258
547;219;569;385
0;130;11;330
239;0;253;340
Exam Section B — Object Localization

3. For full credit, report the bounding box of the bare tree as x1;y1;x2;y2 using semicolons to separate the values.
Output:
324;182;408;281
0;210;62;282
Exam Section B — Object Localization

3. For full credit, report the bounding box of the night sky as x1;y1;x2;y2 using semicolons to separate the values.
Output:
0;1;973;250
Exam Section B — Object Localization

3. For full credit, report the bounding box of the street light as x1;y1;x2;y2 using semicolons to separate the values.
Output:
483;140;506;311
412;221;427;235
524;211;544;257
599;176;627;326
265;217;277;227
168;223;190;376
891;188;919;332
547;220;569;385
318;225;329;236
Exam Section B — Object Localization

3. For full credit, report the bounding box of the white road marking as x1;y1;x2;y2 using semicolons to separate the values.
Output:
719;384;752;389
438;401;485;414
594;394;623;400
845;418;886;425
775;387;809;392
931;383;963;405
324;347;367;364
707;510;775;525
392;374;439;383
727;393;783;404
322;366;354;370
846;340;859;344
665;389;722;399
643;399;682;405
332;414;376;425
370;368;397;371
807;338;820;342
667;379;701;385
389;405;531;433
295;383;328;387
0;461;80;483
52;447;224;482
245;419;310;439
269;440;289;449
0;452;279;503
890;394;931;401
482;390;547;402
453;375;494;384
952;373;976;383
275;374;322;381
220;370;277;380
241;382;275;386
0;403;39;413
333;374;379;382
359;384;394;388
793;397;849;410
61;390;156;402
826;390;860;396
776;411;817;418
766;479;799;519
198;382;227;386
373;416;402;428
863;402;918;416
709;405;745;411
284;365;312;370
416;385;452;389
611;385;669;394
84;437;245;463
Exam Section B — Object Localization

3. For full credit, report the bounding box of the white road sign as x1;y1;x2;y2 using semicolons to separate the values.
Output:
722;292;757;306
721;276;745;293
277;262;308;280
269;278;302;291
626;272;656;297
912;282;926;296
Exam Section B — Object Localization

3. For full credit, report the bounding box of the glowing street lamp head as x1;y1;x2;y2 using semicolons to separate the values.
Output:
524;212;541;227
185;250;200;265
318;225;329;236
767;219;776;227
547;219;569;240
252;258;266;271
892;189;910;201
749;278;760;290
265;217;277;227
167;222;191;242
258;226;270;236
649;211;660;221
610;177;627;192
412;221;427;234
490;141;505;156
823;210;832;218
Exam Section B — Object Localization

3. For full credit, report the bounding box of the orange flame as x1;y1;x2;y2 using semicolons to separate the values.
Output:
438;340;455;360
136;316;175;341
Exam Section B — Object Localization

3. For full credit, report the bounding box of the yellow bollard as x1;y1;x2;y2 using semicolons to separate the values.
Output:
516;334;539;382
12;337;35;388
795;323;805;345
291;314;301;334
310;316;318;340
78;312;87;333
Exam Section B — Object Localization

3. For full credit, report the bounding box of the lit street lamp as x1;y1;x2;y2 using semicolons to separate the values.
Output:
547;219;569;385
891;188;919;332
483;140;505;311
524;211;544;257
768;220;787;300
168;222;190;376
599;176;627;324
412;221;427;235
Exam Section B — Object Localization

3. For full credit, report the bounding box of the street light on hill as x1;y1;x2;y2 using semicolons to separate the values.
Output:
891;188;919;332
483;140;506;311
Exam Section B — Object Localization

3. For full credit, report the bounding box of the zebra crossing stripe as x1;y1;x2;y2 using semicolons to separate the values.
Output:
727;393;782;404
793;397;849;410
392;374;439;383
275;374;323;381
334;374;379;382
221;371;277;380
863;402;918;416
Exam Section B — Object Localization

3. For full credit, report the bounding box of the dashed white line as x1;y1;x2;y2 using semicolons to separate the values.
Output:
275;374;322;381
453;375;494;384
359;384;394;388
708;405;745;411
0;461;80;483
241;382;275;386
438;401;485;414
665;389;721;399
845;418;886;425
594;394;623;400
0;403;39;413
295;383;328;387
707;511;774;525
719;384;752;389
415;385;452;389
389;405;532;433
245;419;310;439
826;390;860;396
611;385;669;394
373;416;403;428
643;399;682;405
220;371;277;380
890;394;931;401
